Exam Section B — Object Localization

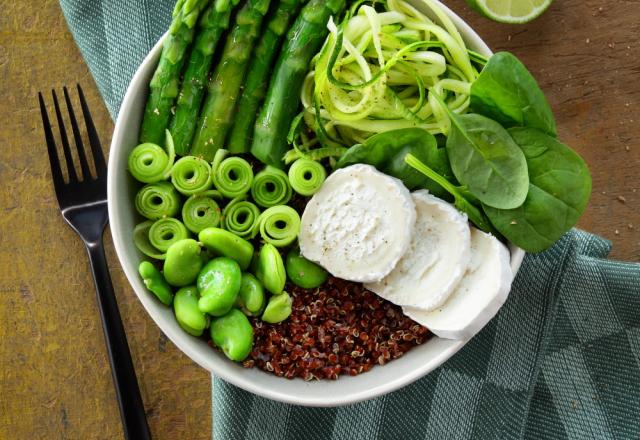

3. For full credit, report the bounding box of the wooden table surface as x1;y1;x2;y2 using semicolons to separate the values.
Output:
0;0;638;438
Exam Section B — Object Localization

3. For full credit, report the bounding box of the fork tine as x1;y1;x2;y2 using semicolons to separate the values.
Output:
39;92;66;200
64;86;92;180
77;84;107;177
52;89;78;183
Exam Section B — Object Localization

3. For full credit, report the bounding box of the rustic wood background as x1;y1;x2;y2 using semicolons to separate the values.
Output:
0;0;638;438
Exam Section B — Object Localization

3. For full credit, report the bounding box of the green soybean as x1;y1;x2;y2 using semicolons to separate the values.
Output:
236;273;265;316
255;243;286;295
261;291;293;324
174;286;208;337
285;249;328;289
210;309;254;361
163;239;203;287
198;227;254;270
138;261;174;305
197;257;242;317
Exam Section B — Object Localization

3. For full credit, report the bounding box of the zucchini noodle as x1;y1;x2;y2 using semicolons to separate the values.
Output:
211;149;254;198
135;181;181;220
255;205;301;247
222;197;261;239
128;130;176;183
251;166;292;208
171;156;212;195
182;192;222;234
288;159;327;196
148;218;190;252
133;221;166;260
296;0;477;153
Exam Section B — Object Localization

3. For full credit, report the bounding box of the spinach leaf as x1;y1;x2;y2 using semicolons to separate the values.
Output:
483;127;592;253
336;128;454;197
445;111;530;209
471;52;557;136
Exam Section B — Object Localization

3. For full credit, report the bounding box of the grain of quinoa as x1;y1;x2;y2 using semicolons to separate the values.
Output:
242;277;431;380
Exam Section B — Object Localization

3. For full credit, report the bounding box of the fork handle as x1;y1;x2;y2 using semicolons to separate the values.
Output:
86;242;152;440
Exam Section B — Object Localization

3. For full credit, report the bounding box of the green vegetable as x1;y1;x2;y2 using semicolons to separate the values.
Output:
210;309;254;361
148;218;190;252
433;93;529;210
285;249;328;289
255;243;286;295
197;257;242;316
133;221;166;260
251;166;292;208
255;206;301;247
198;227;254;270
251;0;347;167
169;0;241;154
134;181;181;220
139;261;174;305
471;52;557;136
191;0;272;160
174;286;208;337
140;0;209;146
210;150;254;198
261;291;293;323
236;273;265;316
227;0;305;153
128;131;176;183
336;128;454;198
483;127;591;252
182;192;223;234
163;239;203;287
171;156;212;195
222;197;261;239
288;159;327;196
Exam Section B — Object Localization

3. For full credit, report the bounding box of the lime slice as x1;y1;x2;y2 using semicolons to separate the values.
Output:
467;0;553;24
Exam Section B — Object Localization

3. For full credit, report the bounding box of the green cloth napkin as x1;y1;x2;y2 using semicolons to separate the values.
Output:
59;1;640;438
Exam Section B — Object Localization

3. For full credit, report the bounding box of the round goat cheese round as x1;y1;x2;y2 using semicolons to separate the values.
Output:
299;164;416;283
365;190;471;311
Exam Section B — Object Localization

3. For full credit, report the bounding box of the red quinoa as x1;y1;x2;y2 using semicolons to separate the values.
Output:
242;277;431;380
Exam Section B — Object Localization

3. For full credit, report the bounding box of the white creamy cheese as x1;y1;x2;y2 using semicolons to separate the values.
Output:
403;227;513;340
299;164;416;283
366;190;471;311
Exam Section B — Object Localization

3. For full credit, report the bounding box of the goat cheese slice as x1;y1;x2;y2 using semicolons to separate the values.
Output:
365;190;471;311
403;227;513;340
299;164;416;283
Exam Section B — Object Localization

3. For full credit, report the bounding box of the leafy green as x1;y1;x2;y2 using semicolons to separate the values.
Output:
483;128;591;253
336;128;455;197
471;52;557;136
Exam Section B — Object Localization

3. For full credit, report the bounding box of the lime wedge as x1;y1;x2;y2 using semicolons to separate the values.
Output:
467;0;553;24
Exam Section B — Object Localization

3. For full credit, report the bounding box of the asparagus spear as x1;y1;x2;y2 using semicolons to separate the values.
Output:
190;0;272;160
169;0;241;155
140;0;210;146
226;0;305;153
250;0;346;168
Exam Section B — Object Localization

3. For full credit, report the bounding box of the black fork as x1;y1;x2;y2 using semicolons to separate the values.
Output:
39;85;151;440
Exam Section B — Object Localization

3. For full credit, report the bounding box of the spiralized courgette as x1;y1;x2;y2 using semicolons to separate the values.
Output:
255;205;301;247
288;158;327;196
251;166;293;208
135;181;181;220
182;192;222;234
128;130;176;183
211;149;254;198
149;218;190;252
171;156;213;195
222;197;261;239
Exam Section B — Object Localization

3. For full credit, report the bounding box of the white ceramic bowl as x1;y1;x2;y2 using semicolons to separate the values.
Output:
109;0;525;407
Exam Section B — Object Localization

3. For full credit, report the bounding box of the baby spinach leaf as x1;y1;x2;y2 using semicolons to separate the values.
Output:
483;127;592;253
336;128;454;197
471;52;557;136
445;112;530;209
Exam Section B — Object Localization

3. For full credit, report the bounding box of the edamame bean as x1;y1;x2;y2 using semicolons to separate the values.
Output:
163;239;203;287
174;286;208;336
285;249;328;289
199;227;254;270
236;273;265;316
197;257;242;317
261;291;293;324
210;309;253;361
139;261;174;305
255;243;286;295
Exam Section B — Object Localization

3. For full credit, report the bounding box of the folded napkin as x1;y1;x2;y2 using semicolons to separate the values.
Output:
60;1;640;438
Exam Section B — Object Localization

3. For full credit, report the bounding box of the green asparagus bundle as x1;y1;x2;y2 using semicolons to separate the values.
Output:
169;0;242;155
226;0;305;153
250;0;346;168
140;0;210;146
190;0;272;160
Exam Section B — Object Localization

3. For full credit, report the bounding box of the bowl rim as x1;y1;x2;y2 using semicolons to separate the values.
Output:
108;0;526;407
